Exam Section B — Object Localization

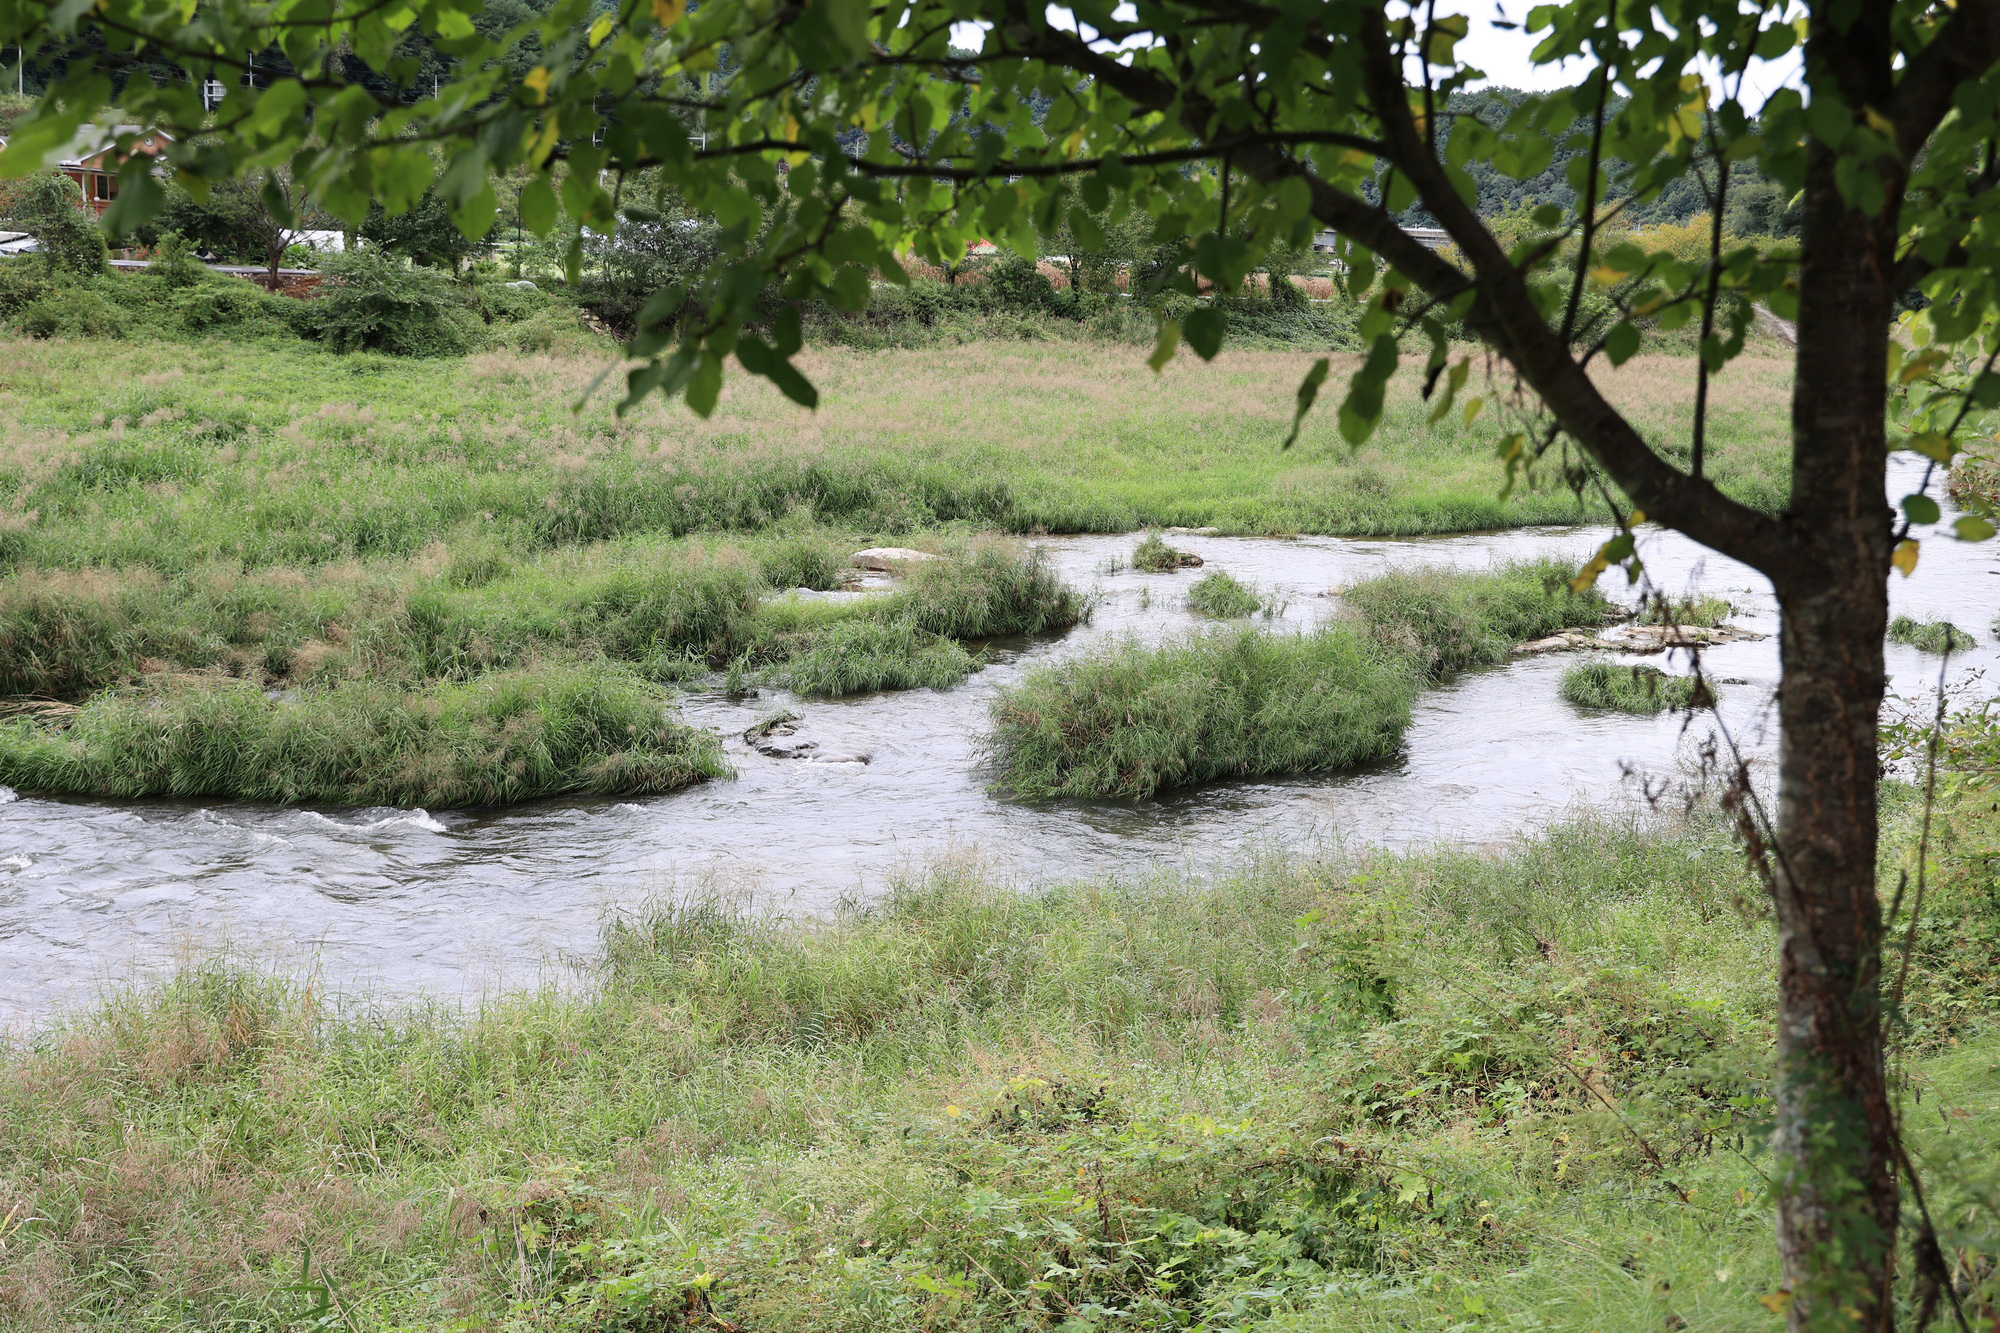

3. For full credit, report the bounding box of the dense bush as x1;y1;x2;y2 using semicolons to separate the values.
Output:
15;171;109;277
304;249;477;356
579;210;723;334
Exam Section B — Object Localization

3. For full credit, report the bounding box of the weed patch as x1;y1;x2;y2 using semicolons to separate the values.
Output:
1339;559;1615;675
1186;570;1264;618
0;662;728;806
1560;659;1715;714
1132;532;1203;571
989;626;1418;799
1890;614;1976;654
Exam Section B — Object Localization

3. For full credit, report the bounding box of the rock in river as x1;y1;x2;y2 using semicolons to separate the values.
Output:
851;547;939;571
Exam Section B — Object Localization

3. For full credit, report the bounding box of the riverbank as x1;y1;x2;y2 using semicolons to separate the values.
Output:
2;801;1994;1330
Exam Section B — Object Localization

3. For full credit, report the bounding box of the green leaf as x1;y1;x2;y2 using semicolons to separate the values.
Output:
1954;515;1997;541
1902;494;1941;526
518;175;557;236
686;350;724;417
1604;321;1641;366
1148;319;1181;373
1182;306;1227;360
1283;358;1331;450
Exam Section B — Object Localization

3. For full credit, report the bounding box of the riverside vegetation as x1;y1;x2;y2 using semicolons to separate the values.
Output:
0;334;1791;807
989;562;1611;800
3;797;1998;1330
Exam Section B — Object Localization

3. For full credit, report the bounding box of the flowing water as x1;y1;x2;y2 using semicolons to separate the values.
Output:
3;458;1994;1021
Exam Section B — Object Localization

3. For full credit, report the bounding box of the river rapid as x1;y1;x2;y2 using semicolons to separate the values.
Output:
3;459;1994;1021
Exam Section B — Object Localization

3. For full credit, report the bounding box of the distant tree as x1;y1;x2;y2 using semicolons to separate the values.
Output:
361;187;488;271
153;172;327;285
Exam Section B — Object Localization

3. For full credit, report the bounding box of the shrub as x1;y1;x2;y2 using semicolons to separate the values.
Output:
1340;559;1613;676
989;626;1419;799
580;211;724;335
983;253;1058;313
0;255;53;314
1560;660;1714;713
1890;614;1976;654
147;231;208;288
15;171;108;277
170;273;287;333
18;284;125;338
1132;533;1203;571
0;662;729;807
304;248;475;356
1187;570;1264;618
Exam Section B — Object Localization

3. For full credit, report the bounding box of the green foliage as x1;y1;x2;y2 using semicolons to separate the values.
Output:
989;626;1419;799
769;617;977;696
1560;659;1714;713
0;661;729;806
14;171;107;277
1638;593;1735;626
145;229;206;287
305;248;476;356
991;562;1603;800
1131;533;1202;571
890;542;1088;638
1339;559;1614;676
1889;614;1976;654
1186;569;1264;618
362;186;489;269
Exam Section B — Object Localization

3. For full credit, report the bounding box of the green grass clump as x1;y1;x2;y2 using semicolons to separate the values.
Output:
1340;558;1614;675
768;618;978;696
989;626;1418;799
1637;593;1735;626
890;541;1089;638
1185;570;1263;618
1131;532;1202;571
1560;659;1715;714
1891;614;1976;654
990;562;1606;800
7;807;1998;1330
0;662;728;806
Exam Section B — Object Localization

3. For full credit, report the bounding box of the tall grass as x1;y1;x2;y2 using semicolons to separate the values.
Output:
990;563;1610;800
1560;659;1714;713
989;626;1418;799
0;540;1079;800
1186;570;1264;618
3;806;1993;1330
1338;558;1614;675
0;662;728;805
1890;614;1976;654
766;618;977;696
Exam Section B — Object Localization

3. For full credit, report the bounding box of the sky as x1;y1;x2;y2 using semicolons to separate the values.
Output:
954;4;1806;108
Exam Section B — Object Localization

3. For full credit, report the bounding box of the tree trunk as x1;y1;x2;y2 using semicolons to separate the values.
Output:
1770;572;1896;1325
1769;108;1901;1326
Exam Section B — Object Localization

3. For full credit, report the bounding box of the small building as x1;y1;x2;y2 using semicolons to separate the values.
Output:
0;126;175;214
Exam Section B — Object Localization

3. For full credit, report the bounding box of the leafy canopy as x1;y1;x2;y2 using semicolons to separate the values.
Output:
3;0;1998;567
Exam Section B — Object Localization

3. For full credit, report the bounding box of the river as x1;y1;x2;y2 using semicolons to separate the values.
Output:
2;458;1992;1021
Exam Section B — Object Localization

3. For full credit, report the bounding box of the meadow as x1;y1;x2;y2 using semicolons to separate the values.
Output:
2;798;1995;1331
